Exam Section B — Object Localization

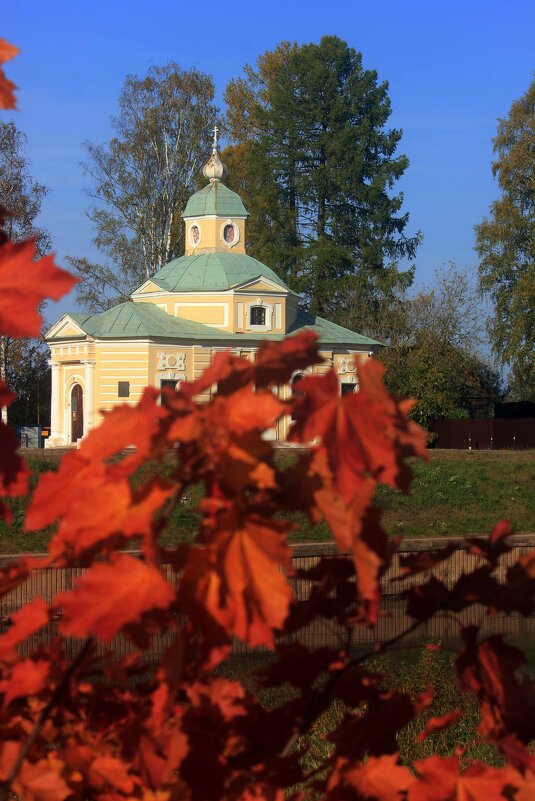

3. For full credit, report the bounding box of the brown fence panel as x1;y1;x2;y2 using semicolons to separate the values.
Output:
1;536;535;657
432;418;535;449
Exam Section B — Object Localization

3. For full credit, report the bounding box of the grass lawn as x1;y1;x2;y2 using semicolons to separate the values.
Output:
218;645;505;771
1;448;533;553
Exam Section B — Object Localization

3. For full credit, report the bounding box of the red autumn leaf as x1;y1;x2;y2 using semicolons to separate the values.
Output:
397;542;458;578
253;330;321;387
14;755;71;801
0;658;50;706
410;756;513;801
181;511;293;648
456;633;535;750
416;710;462;741
0;383;29;521
56;554;175;641
0;743;71;801
0;598;49;658
0;39;18;109
89;756;136;794
33;470;173;560
290;360;427;501
0;240;77;337
335;754;414;801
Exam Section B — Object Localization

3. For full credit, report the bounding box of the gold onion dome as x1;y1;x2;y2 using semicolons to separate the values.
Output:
202;125;227;182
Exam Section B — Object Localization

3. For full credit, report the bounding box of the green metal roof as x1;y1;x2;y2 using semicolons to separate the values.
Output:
149;252;290;293
183;182;247;218
47;302;381;348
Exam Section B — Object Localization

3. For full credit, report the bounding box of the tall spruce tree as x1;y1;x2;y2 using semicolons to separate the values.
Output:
475;78;535;401
224;37;420;318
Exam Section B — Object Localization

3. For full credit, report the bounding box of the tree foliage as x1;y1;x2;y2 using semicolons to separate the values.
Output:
224;36;421;316
362;266;503;428
68;63;220;311
2;36;535;801
475;78;535;401
0;120;51;424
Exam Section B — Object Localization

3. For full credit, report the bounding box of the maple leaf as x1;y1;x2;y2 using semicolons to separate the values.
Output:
56;554;175;641
88;755;136;794
456;633;535;751
181;511;293;648
0;240;77;337
290;360;427;502
0;381;29;521
0;598;49;658
26;396;172;559
416;710;462;741
410;756;514;801
0;743;71;801
0;39;18;109
0;658;50;706
333;754;415;801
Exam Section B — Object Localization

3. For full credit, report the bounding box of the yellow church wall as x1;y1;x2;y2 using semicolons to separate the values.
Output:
184;216;246;256
232;294;286;334
94;342;150;415
174;302;228;327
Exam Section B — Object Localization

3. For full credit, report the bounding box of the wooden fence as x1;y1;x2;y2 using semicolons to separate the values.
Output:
430;418;535;450
1;534;535;658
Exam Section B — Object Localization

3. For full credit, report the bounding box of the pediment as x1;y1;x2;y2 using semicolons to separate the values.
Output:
233;276;288;294
45;315;87;340
132;280;165;296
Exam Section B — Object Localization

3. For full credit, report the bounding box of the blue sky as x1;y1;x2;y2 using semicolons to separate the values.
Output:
2;0;534;322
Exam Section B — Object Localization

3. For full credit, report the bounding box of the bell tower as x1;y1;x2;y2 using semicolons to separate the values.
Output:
182;126;248;256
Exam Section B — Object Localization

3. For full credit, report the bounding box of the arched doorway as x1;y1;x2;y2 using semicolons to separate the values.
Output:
71;384;84;443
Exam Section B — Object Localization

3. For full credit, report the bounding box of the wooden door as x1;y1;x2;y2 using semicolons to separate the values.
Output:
71;384;84;443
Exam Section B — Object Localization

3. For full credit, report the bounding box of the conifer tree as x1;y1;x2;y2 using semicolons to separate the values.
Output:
224;36;421;318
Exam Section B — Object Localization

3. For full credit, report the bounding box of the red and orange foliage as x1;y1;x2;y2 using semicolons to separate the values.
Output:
1;36;535;801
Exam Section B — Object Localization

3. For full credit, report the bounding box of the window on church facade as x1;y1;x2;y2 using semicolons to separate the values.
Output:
118;381;130;398
250;306;266;326
341;383;356;395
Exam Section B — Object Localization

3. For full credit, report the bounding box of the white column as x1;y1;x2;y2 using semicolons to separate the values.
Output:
48;360;62;446
82;361;95;436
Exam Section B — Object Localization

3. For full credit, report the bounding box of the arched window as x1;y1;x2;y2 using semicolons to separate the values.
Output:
250;306;266;326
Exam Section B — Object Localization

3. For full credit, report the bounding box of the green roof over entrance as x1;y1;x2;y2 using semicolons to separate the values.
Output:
148;251;290;293
182;182;247;218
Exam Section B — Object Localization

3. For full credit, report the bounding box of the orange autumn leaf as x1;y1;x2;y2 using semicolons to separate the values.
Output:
0;658;50;706
338;754;415;801
56;554;175;641
0;240;77;337
0;598;49;658
181;512;293;648
416;710;462;742
0;382;29;520
290;360;427;501
410;756;514;801
89;756;136;794
0;39;18;109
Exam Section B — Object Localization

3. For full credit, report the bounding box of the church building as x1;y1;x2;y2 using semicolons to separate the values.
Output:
45;131;380;447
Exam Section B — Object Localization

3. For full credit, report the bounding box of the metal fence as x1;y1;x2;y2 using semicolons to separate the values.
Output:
430;418;535;450
1;535;534;658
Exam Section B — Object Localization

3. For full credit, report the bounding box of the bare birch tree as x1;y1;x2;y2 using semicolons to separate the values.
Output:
0;121;50;424
68;63;219;311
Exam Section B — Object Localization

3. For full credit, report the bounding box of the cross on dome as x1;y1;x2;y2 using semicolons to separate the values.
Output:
203;123;227;182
